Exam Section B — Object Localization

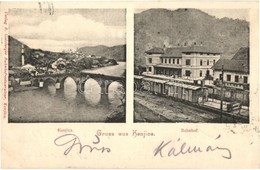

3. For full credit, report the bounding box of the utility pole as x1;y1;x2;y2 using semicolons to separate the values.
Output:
220;64;224;122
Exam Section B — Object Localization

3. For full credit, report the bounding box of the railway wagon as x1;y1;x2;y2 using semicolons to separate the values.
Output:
165;81;207;103
139;77;208;104
142;77;168;94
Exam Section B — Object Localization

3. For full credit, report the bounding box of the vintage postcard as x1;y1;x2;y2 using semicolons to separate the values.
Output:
1;1;260;169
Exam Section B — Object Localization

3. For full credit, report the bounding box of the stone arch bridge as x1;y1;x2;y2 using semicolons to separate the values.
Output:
31;72;126;95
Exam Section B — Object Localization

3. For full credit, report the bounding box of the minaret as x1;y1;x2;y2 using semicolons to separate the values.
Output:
21;44;25;66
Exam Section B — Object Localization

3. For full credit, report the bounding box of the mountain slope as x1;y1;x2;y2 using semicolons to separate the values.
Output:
134;8;249;67
8;36;32;67
77;45;126;61
8;36;126;67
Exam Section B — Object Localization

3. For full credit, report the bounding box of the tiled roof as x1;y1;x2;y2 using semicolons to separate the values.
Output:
231;47;249;61
182;46;221;54
161;47;183;57
145;47;164;54
212;59;249;74
145;46;221;56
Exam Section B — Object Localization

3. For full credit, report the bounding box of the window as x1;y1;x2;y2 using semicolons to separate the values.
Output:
200;59;203;66
185;70;191;77
235;75;239;82
219;74;223;80
227;74;231;82
148;67;152;72
186;59;191;65
161;58;163;63
165;58;167;64
173;59;175;64
169;58;172;64
177;59;179;64
207;59;209;65
206;70;210;76
148;58;152;63
213;59;216;65
244;76;248;84
200;70;203;77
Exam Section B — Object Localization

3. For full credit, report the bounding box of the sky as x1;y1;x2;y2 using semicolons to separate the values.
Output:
9;8;126;52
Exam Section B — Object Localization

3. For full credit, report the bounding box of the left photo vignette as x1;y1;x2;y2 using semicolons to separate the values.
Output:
8;7;126;123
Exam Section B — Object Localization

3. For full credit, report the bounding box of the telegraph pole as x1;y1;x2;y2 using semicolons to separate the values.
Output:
220;64;224;122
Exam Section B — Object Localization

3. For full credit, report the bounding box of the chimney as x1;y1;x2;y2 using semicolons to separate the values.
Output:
163;44;167;53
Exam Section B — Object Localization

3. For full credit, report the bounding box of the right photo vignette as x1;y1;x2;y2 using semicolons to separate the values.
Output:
134;8;250;123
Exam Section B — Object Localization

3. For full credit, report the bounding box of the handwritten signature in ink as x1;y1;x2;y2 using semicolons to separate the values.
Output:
154;134;232;159
54;134;111;155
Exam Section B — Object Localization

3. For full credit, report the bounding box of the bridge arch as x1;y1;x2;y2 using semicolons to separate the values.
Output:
60;76;77;89
83;78;102;105
107;80;125;105
43;77;56;88
107;80;125;91
83;78;101;94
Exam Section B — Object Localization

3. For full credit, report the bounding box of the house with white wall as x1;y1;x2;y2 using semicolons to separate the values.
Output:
212;47;249;90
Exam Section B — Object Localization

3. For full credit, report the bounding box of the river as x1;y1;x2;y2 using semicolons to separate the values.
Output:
8;62;126;123
81;61;126;77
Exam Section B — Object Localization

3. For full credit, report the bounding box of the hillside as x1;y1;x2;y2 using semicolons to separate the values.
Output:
8;36;126;67
134;8;249;67
77;45;126;61
8;36;32;67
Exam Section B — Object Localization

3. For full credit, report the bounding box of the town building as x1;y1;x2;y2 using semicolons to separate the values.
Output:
145;44;221;81
212;47;249;90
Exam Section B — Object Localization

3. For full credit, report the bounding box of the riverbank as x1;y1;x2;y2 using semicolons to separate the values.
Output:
10;86;39;93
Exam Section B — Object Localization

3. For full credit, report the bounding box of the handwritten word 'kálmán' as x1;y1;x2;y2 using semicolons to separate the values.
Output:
154;134;231;159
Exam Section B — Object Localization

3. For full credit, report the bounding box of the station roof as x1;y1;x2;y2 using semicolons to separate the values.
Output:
145;46;221;57
181;46;221;54
166;81;201;90
145;47;164;54
160;47;183;58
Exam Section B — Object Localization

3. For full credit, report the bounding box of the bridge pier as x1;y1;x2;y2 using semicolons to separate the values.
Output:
39;79;44;87
100;93;109;105
55;79;61;89
77;80;86;94
100;79;110;95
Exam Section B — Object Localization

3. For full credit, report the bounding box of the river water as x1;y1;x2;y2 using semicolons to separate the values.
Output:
8;62;126;123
